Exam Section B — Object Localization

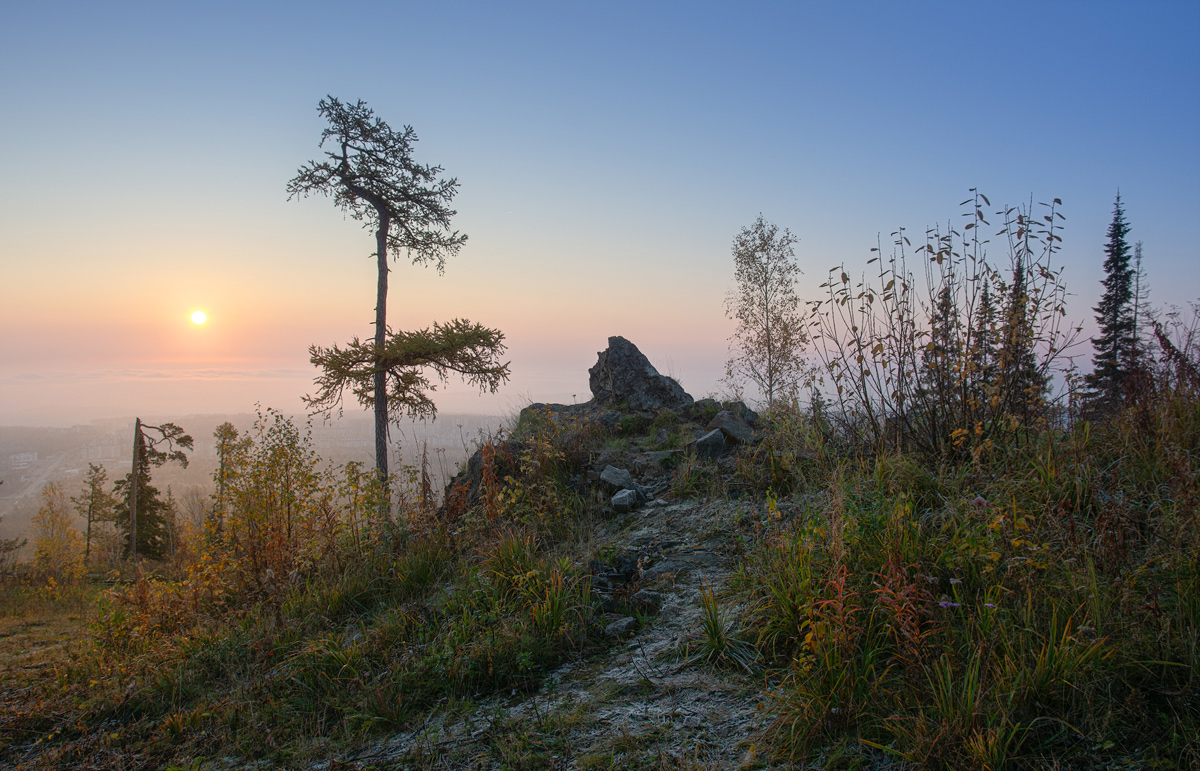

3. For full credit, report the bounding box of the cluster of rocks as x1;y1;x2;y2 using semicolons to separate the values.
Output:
445;335;761;516
585;548;668;637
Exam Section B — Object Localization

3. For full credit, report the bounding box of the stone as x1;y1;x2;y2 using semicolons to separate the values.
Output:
600;464;638;492
707;410;756;445
686;398;722;422
604;616;639;638
588;336;694;412
601;465;648;505
611;488;640;512
631;589;664;611
721;400;760;426
442;440;523;512
693;429;727;459
518;401;622;433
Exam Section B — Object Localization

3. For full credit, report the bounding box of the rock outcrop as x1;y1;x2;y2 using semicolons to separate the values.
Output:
444;337;773;520
588;336;694;412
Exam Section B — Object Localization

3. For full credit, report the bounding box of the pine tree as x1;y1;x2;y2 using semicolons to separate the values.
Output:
1086;193;1136;413
113;445;171;561
969;279;997;393
113;420;191;561
289;98;507;503
71;463;116;564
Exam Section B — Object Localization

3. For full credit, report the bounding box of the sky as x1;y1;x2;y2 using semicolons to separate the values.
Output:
2;1;1198;427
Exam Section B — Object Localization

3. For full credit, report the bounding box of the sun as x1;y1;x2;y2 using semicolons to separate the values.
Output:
190;310;208;325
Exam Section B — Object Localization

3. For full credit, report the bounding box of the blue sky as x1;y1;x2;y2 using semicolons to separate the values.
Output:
1;1;1197;425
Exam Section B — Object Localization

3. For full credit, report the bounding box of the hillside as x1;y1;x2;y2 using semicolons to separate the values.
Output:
0;336;1196;770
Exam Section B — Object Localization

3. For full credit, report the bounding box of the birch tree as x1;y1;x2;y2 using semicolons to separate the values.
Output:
725;215;808;410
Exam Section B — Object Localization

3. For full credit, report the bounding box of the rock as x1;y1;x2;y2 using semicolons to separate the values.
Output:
518;401;622;433
719;400;760;426
588;336;694;412
631;589;664;611
686;398;722;422
600;465;638;492
611;488;640;512
442;440;523;513
641;450;681;468
600;465;648;506
610;553;644;582
707;410;756;445
604;616;639;638
692;429;727;459
642;558;686;579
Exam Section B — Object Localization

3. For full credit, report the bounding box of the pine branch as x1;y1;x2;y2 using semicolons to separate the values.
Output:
306;319;510;422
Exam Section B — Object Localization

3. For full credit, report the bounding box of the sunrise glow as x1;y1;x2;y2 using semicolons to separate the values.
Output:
191;310;207;325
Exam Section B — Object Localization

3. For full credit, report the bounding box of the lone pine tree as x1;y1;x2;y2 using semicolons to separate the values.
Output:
290;97;508;504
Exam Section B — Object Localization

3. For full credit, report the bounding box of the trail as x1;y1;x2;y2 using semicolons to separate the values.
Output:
339;499;773;770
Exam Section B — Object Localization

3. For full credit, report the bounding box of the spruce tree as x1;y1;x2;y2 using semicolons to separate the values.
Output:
969;280;997;393
71;463;116;563
113;445;170;561
1086;193;1136;412
918;282;962;447
998;254;1047;426
113;419;191;561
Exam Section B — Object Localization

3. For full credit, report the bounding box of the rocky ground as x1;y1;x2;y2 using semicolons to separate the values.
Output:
331;498;777;771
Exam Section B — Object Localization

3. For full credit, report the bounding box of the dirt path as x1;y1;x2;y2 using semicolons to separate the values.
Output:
343;499;776;770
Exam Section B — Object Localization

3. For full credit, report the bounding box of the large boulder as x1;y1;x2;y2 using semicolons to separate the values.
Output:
588;336;694;412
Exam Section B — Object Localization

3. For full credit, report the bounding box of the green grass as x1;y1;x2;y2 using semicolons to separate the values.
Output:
1;409;609;768
737;401;1200;770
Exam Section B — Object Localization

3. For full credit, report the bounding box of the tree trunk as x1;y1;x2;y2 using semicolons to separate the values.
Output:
84;502;92;563
129;418;140;562
373;213;391;511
